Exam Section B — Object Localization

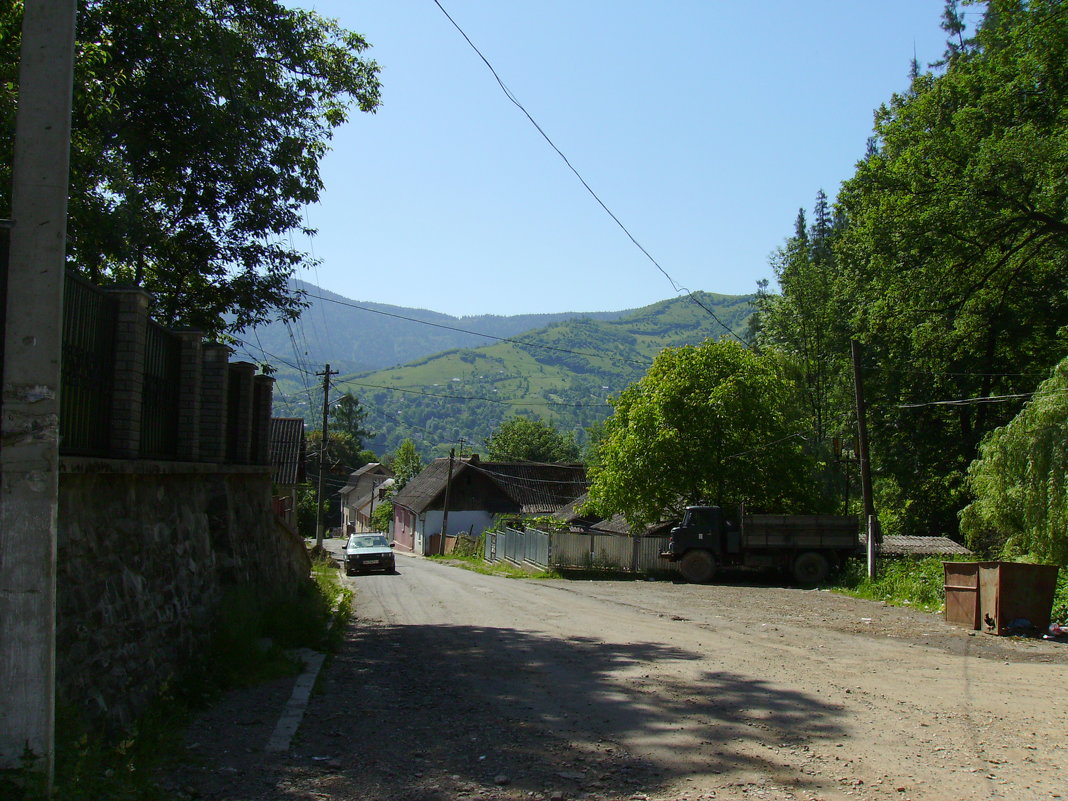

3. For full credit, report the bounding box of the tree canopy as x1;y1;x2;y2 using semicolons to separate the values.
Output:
485;416;579;464
960;356;1068;565
1;0;381;336
756;0;1068;539
333;391;374;450
390;438;423;490
586;340;823;529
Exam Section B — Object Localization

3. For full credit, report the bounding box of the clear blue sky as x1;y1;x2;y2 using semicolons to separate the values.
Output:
293;1;956;317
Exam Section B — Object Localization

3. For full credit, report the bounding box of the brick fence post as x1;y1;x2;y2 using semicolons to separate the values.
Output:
252;374;275;466
174;330;203;461
199;343;231;463
106;288;151;458
228;361;256;464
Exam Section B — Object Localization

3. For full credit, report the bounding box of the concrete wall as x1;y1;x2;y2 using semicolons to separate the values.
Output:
56;457;310;729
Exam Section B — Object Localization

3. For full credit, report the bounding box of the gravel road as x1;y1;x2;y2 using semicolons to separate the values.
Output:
164;548;1067;801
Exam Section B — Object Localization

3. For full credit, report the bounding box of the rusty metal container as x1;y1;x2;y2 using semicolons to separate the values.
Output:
977;561;1060;636
944;562;981;629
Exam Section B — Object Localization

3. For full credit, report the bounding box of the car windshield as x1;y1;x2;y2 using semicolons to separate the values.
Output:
349;535;389;549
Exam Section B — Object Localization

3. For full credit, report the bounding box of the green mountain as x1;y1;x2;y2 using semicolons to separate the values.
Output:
266;290;755;459
242;280;637;376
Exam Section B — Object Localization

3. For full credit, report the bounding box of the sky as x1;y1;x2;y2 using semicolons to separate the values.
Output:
291;1;958;317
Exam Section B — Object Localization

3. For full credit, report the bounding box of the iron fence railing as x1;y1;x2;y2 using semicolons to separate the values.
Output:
61;273;118;455
139;320;181;459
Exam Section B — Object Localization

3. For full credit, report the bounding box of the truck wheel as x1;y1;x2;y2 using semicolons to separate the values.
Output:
679;550;716;583
793;551;830;585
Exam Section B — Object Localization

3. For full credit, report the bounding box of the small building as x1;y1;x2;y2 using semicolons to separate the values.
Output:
339;463;394;534
391;455;587;555
270;417;306;534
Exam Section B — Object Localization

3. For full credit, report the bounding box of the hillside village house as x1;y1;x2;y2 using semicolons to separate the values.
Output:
390;455;587;555
339;462;394;534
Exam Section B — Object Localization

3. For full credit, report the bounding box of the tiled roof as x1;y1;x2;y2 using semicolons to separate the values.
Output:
270;418;305;485
392;457;587;515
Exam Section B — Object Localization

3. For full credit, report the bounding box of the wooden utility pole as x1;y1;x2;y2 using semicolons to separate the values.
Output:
0;0;77;785
851;340;879;578
439;448;455;555
314;364;338;550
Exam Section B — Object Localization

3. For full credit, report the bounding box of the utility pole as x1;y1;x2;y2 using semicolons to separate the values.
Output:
0;0;77;785
439;448;455;555
851;340;879;578
314;364;338;551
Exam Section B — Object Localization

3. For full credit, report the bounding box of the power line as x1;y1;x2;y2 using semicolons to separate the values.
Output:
896;387;1068;409
303;291;652;367
431;0;746;346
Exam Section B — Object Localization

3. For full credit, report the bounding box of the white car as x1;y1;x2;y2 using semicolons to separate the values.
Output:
344;533;396;575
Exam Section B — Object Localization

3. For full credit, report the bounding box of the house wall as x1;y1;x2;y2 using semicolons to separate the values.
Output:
57;457;310;729
414;510;494;555
393;506;416;552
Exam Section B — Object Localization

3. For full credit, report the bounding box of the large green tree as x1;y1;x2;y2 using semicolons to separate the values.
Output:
1;0;381;335
960;356;1068;565
390;438;423;490
586;340;824;529
770;0;1068;536
486;416;579;464
333;391;373;449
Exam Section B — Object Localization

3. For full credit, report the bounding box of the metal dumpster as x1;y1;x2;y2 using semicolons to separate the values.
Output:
944;562;981;630
978;561;1060;636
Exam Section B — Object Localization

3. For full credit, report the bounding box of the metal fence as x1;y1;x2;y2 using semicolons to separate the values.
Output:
140;320;181;459
61;273;117;455
485;528;676;575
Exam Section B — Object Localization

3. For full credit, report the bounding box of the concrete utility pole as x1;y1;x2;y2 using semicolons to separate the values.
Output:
0;0;78;786
314;364;338;550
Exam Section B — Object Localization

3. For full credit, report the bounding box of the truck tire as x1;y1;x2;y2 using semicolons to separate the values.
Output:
679;550;716;583
793;551;830;585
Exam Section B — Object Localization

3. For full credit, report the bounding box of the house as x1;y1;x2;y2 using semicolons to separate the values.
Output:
391;454;588;555
339;463;394;534
270;417;306;534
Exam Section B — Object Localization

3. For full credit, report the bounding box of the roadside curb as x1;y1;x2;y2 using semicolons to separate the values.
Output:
265;648;326;753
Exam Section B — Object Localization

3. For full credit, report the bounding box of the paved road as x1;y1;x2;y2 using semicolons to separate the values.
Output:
167;550;1068;801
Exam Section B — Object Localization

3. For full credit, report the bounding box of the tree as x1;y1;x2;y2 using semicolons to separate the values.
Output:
1;0;381;336
333;391;374;450
824;0;1068;535
391;438;422;490
586;340;823;529
960;357;1068;565
486;416;579;464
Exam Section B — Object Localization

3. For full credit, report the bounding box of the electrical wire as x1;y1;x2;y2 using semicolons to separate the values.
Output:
431;0;747;346
303;290;653;367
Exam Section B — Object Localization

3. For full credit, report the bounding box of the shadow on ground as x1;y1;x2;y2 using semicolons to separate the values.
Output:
229;621;850;801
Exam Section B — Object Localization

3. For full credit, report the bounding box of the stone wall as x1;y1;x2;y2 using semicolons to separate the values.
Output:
56;457;311;728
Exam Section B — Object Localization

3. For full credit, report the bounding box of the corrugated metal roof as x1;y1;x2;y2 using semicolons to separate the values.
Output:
860;532;974;556
270;418;305;485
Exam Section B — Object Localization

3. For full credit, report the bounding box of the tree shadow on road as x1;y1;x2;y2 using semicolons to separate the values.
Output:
272;622;848;800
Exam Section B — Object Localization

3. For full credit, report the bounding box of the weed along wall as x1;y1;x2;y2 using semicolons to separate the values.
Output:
56;458;311;729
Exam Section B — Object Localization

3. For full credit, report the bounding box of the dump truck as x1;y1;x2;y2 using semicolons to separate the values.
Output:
660;505;860;584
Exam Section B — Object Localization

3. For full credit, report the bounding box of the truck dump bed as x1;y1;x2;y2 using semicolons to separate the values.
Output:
742;515;859;550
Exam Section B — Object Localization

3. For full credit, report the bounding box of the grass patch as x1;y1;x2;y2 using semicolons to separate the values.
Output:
831;556;965;612
2;553;350;801
427;552;562;579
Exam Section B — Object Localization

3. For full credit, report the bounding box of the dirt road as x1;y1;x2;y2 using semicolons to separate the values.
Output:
167;551;1067;801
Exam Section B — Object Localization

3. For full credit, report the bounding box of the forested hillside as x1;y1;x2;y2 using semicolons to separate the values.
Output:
265;291;754;457
242;280;636;375
755;0;1068;543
